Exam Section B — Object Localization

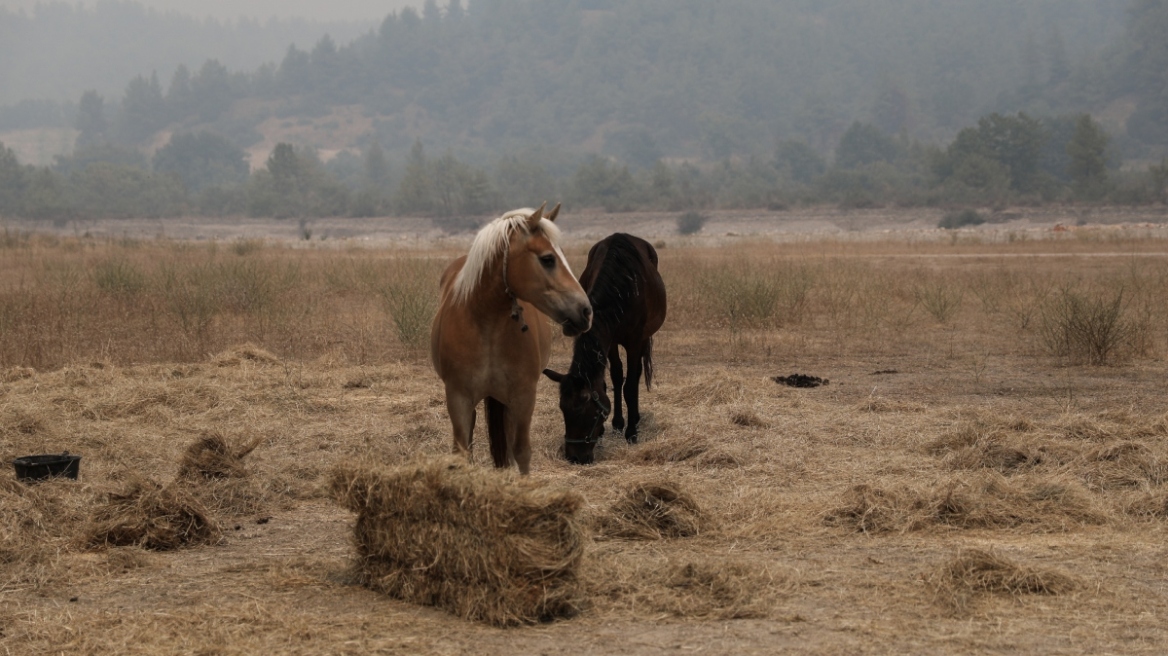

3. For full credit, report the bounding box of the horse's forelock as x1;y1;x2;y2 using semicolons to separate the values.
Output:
451;209;564;304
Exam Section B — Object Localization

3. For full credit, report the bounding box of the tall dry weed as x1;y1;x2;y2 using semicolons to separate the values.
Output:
1038;286;1139;365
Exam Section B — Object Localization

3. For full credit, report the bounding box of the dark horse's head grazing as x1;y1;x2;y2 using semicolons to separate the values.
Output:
543;233;667;464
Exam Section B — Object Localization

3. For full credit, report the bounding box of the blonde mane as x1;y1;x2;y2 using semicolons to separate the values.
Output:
451;208;565;304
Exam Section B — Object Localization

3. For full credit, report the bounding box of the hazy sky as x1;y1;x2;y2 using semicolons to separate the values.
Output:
2;0;421;22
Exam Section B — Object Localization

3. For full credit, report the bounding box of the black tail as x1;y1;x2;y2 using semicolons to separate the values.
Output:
643;337;655;389
486;397;509;468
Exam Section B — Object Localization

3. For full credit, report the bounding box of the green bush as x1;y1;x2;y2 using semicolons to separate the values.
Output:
676;211;709;235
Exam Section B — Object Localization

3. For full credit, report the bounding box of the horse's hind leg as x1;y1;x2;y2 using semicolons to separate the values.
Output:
608;345;625;432
623;342;645;443
445;388;477;459
486;397;510;469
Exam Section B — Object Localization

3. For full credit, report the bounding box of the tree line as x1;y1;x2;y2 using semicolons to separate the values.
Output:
3;110;1166;222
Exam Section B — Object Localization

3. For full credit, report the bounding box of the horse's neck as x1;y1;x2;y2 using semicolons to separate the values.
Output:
463;255;515;320
569;329;610;382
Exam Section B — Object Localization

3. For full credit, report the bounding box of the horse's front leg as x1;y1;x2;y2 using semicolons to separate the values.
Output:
623;343;644;443
445;387;477;459
608;345;625;432
506;394;537;475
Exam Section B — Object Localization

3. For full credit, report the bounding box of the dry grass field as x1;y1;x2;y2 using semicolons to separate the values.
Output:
4;210;1168;654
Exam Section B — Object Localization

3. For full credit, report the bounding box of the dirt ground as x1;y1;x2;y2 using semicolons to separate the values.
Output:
4;208;1168;654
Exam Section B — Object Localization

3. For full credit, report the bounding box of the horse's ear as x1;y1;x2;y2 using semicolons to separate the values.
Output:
526;202;547;228
542;368;565;383
547;202;561;223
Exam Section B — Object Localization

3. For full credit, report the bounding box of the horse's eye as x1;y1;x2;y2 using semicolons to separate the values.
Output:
539;254;556;269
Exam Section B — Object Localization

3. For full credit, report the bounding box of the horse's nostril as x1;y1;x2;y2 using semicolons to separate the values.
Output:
582;305;592;319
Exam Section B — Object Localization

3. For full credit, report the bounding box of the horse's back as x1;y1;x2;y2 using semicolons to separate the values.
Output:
584;233;666;341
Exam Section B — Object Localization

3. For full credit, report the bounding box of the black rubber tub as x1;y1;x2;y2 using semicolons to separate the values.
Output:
13;454;81;482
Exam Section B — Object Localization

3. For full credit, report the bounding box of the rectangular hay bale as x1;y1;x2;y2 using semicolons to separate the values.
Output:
330;457;585;626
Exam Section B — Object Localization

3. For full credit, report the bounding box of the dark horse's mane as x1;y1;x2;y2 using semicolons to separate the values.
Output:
567;233;652;385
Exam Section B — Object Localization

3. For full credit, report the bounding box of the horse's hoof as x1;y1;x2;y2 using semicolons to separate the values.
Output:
613;417;626;430
625;433;638;444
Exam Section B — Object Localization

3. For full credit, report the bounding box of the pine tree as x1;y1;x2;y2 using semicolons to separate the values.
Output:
75;90;108;149
1066;114;1110;200
396;140;433;215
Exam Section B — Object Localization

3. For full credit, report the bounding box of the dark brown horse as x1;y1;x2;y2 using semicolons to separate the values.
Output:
543;233;666;464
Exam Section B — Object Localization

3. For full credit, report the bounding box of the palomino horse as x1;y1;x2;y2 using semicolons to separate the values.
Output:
430;204;592;474
543;233;666;464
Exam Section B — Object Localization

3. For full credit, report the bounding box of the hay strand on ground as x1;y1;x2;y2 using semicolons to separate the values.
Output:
826;472;1107;533
330;457;586;627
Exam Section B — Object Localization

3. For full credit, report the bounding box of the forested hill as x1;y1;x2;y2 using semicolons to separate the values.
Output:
4;1;1168;221
239;0;1136;160
5;0;1147;161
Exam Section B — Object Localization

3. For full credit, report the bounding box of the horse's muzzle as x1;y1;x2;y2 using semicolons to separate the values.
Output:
561;302;592;337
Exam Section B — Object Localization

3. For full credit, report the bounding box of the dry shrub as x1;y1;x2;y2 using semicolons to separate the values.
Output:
85;478;221;550
826;473;1107;533
929;548;1078;614
330;457;586;627
597;481;704;540
211;343;281;367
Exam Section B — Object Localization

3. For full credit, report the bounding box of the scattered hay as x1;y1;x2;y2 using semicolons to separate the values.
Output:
1055;413;1122;441
1;407;45;435
729;407;768;428
943;439;1055;473
2;366;35;382
1114;490;1168;519
330;457;585;627
596;481;704;540
826;473;1107;533
629;434;711;464
858;397;927;413
662;558;774;618
85;479;221;550
669;371;747;406
211;343;281;367
1078;441;1167;490
584;549;790;620
929;548;1078;614
175;432;268;515
1;477;88;565
178;431;259;480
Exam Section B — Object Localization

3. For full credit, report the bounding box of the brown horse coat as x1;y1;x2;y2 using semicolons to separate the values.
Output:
430;204;591;474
